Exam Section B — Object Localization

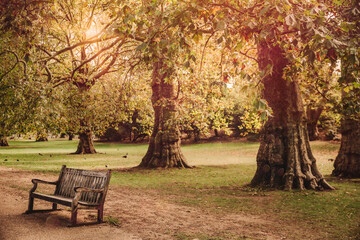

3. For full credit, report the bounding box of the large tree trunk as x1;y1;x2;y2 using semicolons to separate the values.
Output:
73;44;96;154
68;134;74;141
332;118;360;178
0;135;9;146
139;60;191;168
73;104;96;153
75;129;96;154
250;41;334;190
306;106;323;141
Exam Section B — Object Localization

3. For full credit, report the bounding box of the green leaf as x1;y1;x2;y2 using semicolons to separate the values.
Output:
258;99;267;109
236;41;244;50
123;5;131;15
308;50;315;63
259;6;270;16
340;22;351;33
333;0;345;6
275;5;283;13
353;82;360;89
247;21;257;29
216;21;226;31
325;35;333;40
136;43;147;51
285;14;296;27
343;86;352;93
193;33;202;43
260;111;267;121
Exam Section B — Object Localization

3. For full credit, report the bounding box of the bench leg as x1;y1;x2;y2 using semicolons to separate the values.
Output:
70;208;78;226
52;203;57;210
97;208;103;223
25;196;34;214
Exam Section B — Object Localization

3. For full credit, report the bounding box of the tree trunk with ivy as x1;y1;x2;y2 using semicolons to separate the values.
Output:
0;135;9;146
139;60;191;168
332;118;360;178
250;41;334;190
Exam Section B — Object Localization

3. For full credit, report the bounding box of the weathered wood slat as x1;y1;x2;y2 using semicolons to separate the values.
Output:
93;177;102;203
82;176;90;202
32;193;99;207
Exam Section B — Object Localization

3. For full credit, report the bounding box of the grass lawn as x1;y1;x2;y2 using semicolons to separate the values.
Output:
1;139;359;239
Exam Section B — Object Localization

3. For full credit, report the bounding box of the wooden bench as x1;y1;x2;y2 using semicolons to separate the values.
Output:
25;165;111;226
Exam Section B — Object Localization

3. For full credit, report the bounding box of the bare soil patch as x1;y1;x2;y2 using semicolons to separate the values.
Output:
0;166;323;240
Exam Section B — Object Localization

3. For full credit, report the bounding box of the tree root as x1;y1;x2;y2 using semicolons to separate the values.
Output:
139;133;191;169
251;123;335;190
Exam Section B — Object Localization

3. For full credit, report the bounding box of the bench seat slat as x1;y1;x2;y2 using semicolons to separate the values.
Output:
32;192;99;207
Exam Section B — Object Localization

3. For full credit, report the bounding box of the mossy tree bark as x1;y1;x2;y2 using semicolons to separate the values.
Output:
0;135;9;146
332;118;360;178
139;60;191;168
74;120;96;154
306;106;323;141
75;130;96;154
250;41;334;190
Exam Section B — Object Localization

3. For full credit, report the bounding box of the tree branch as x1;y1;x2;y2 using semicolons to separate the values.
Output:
238;48;258;63
35;44;62;63
70;38;123;79
199;31;216;73
46;35;119;61
0;50;27;81
122;60;141;84
92;42;125;80
52;77;71;88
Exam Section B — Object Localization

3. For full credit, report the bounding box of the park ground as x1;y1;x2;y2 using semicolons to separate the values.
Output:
0;140;359;240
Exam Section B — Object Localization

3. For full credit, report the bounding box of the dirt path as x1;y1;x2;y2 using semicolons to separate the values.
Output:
0;166;318;240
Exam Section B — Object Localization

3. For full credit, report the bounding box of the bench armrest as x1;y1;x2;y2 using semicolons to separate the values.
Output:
29;179;58;193
72;187;105;207
32;179;58;185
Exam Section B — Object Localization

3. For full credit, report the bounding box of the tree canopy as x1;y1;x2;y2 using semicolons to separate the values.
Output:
0;0;359;183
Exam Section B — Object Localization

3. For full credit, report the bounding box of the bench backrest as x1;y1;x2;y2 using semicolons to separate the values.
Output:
54;165;111;205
